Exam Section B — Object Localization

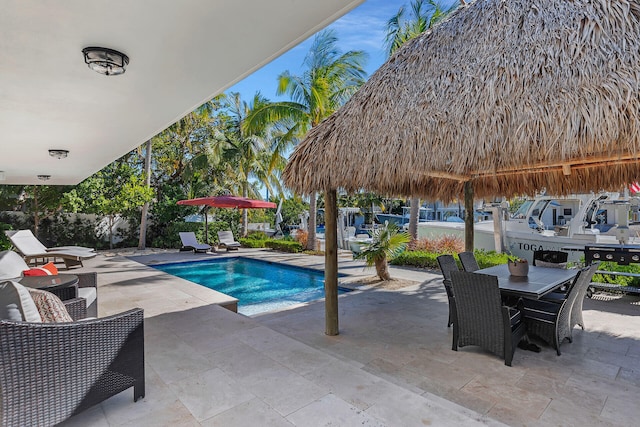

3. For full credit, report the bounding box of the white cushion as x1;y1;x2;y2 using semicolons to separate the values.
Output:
0;280;42;322
78;287;97;307
536;260;568;269
0;250;30;281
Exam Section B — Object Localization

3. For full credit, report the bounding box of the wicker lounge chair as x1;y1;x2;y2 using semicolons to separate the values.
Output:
179;232;212;253
0;308;144;426
6;229;96;268
436;254;459;327
450;271;526;366
217;230;241;250
458;251;480;272
521;262;599;355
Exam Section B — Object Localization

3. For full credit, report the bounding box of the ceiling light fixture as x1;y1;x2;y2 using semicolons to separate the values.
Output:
37;175;51;181
82;47;129;76
49;149;69;159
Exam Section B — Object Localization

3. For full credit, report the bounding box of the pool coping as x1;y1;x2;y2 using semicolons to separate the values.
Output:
147;255;355;316
125;249;372;315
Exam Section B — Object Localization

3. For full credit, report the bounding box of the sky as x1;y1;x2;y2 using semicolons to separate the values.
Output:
228;0;457;102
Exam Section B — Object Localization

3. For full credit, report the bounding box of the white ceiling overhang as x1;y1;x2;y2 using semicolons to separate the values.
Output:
0;0;363;185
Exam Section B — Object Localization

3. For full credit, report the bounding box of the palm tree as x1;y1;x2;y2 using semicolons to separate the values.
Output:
385;0;458;55
222;92;281;236
354;222;410;281
245;29;368;250
385;0;460;246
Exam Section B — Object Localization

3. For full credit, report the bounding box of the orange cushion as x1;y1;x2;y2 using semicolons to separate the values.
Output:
23;262;59;277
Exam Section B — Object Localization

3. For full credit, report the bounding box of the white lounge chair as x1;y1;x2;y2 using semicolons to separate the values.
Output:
178;232;212;253
5;230;96;268
217;230;241;251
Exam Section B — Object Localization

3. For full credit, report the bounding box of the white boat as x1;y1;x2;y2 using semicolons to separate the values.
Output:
415;192;640;263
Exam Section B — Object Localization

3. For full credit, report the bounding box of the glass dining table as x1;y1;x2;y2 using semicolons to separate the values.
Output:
475;264;578;299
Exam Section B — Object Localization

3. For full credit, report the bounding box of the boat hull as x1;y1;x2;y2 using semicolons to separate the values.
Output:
416;221;629;263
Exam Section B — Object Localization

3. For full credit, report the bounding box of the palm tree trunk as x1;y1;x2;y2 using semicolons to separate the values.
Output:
307;192;317;251
138;140;152;250
374;257;391;281
109;215;114;249
408;196;420;249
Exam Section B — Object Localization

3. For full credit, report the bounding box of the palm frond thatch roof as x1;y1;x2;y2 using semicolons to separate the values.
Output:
283;0;640;201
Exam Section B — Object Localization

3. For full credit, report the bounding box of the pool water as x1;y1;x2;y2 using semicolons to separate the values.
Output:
153;258;345;316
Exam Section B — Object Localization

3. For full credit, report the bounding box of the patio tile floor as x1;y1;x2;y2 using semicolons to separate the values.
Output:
58;249;639;426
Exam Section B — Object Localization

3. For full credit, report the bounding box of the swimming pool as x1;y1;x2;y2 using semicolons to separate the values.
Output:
153;258;345;316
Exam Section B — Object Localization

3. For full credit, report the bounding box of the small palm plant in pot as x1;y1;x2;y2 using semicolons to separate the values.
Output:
354;222;410;281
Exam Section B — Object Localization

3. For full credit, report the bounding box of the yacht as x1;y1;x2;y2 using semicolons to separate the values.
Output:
415;192;640;262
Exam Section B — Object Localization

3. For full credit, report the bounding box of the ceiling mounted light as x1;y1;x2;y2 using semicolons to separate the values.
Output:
49;149;69;159
82;47;129;76
37;175;51;181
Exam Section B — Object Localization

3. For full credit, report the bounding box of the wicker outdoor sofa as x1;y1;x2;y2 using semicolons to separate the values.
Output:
0;308;145;426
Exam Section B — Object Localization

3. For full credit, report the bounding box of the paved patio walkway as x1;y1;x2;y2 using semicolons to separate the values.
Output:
60;249;640;426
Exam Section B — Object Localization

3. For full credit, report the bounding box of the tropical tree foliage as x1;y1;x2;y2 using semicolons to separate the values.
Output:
385;0;458;55
245;29;368;250
72;157;153;248
219;92;294;235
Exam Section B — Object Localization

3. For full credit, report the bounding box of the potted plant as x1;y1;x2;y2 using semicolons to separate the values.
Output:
507;255;529;276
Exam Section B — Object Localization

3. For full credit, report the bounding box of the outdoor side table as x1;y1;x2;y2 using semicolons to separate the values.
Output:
19;274;80;301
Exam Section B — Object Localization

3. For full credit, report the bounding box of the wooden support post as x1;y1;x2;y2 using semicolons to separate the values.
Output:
464;181;474;253
324;189;339;336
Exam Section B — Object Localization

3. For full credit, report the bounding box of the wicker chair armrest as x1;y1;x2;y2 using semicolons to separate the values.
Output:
0;308;145;427
63;297;87;320
76;271;97;288
48;283;78;301
501;305;512;336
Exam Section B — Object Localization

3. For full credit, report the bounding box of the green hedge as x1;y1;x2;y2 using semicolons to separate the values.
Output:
391;249;510;270
151;221;201;249
265;240;303;253
390;251;440;268
239;238;267;248
473;250;511;269
592;262;640;287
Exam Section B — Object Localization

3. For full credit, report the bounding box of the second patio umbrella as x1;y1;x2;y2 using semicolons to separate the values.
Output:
177;196;277;243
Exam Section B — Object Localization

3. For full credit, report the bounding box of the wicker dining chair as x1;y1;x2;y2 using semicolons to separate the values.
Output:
436;254;459;327
570;262;600;330
533;250;569;268
521;263;599;355
450;271;526;366
0;308;145;427
458;251;480;272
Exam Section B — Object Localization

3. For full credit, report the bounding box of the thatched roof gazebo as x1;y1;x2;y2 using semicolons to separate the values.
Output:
283;0;640;335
